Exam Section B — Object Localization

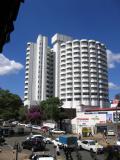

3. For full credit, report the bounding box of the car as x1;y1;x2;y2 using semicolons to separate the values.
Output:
27;134;45;140
32;125;41;130
11;121;19;125
25;123;32;128
51;128;65;134
77;140;103;153
52;138;63;148
45;137;52;144
22;137;46;151
40;126;50;132
30;154;55;160
116;138;120;146
107;130;115;136
26;134;51;144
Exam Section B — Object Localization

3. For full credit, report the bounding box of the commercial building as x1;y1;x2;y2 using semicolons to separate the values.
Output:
24;33;109;110
71;106;120;135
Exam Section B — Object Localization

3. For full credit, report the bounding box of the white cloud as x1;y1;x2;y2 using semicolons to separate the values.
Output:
0;54;24;75
107;49;120;69
109;82;120;90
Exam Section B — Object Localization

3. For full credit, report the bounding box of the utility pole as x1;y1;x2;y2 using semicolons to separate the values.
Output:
14;142;20;160
115;106;118;140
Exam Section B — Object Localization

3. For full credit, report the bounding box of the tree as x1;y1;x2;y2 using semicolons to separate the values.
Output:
18;106;27;121
115;93;120;100
0;88;23;120
26;106;42;124
40;97;63;123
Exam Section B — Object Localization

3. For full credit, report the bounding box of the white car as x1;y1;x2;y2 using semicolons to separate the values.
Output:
52;138;63;148
107;130;115;136
77;140;103;153
26;134;51;144
51;129;65;134
31;154;54;160
116;138;120;146
11;121;19;125
32;125;41;130
25;123;32;128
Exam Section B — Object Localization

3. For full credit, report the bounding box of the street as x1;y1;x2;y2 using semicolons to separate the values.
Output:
0;127;105;160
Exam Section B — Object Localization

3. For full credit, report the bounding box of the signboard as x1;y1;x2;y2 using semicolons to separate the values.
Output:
113;112;120;122
106;114;112;123
77;113;106;126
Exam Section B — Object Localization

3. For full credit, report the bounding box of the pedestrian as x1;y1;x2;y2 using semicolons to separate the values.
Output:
103;130;107;137
56;145;60;156
89;131;93;137
79;133;81;140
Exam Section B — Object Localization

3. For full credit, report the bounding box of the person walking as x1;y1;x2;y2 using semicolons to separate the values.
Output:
79;133;81;140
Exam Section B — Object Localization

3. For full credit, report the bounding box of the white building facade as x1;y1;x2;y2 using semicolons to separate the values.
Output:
52;34;109;110
24;35;54;106
24;33;109;109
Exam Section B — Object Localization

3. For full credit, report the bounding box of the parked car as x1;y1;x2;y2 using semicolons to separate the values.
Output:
51;128;65;134
40;126;50;132
107;130;115;136
32;125;41;130
116;138;120;146
2;121;11;127
30;154;54;160
77;140;103;153
11;121;19;126
22;137;46;151
25;123;32;128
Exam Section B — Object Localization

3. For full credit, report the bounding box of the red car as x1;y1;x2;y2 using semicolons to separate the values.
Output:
40;126;50;132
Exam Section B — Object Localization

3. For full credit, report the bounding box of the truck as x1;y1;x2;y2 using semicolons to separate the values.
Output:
59;135;78;149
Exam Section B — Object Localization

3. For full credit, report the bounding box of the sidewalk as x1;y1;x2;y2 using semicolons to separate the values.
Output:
0;148;29;160
89;133;116;147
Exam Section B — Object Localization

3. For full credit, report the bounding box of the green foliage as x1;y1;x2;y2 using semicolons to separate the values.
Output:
0;88;23;120
18;106;27;121
40;97;63;122
115;93;120;100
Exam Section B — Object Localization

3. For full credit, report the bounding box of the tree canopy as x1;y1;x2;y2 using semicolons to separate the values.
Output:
26;106;42;124
115;93;120;100
40;97;63;122
0;88;23;120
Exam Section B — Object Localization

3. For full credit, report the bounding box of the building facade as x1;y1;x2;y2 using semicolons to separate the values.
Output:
24;33;109;110
24;35;54;106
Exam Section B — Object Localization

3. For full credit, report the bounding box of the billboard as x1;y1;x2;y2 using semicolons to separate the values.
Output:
77;113;106;126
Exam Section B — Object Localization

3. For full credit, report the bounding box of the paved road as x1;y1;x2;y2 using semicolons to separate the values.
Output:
0;126;106;160
4;135;105;160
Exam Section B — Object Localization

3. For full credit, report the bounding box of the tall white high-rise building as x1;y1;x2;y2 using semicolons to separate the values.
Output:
24;33;109;110
24;35;54;106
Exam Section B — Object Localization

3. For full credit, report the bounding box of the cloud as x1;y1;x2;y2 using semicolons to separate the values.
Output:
0;54;24;75
107;50;120;68
109;82;120;90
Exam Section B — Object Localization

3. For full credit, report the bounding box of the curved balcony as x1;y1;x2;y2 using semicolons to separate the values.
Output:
81;48;88;52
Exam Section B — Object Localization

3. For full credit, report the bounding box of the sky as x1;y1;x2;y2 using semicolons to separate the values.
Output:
0;0;120;100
